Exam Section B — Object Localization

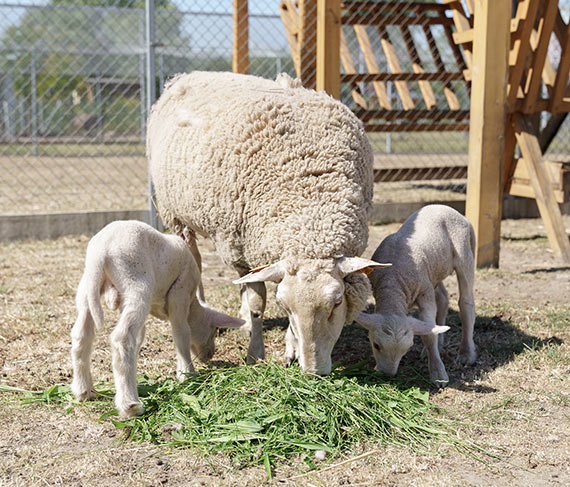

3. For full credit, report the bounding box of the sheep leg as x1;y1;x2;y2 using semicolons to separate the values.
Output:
239;282;266;364
70;305;96;402
110;299;149;418
435;283;449;350
186;235;205;302
167;279;194;382
417;292;449;386
285;325;299;366
456;267;476;365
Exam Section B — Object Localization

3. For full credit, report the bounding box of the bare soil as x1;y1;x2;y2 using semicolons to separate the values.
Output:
0;217;569;486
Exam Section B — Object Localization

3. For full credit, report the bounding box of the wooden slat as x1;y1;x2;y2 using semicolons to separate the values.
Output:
448;0;473;70
551;16;570;113
422;25;460;110
353;24;391;109
523;0;558;113
340;30;367;109
514;114;570;261
354;108;470;122
365;123;469;132
316;0;340;98
344;13;454;28
400;25;436;110
502;113;517;196
374;166;467;183
378;26;415;110
528;28;556;96
279;0;301;76
233;0;249;74
507;0;541;107
341;72;465;83
466;0;511;268
300;0;317;90
511;158;567;190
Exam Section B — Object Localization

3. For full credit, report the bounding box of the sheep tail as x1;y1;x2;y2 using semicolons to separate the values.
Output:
83;258;106;332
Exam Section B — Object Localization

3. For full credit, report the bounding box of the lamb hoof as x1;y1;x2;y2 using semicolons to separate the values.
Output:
239;324;252;338
458;347;477;365
429;368;449;388
119;402;144;418
71;382;96;402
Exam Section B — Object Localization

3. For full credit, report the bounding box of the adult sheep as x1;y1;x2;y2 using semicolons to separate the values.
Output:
147;71;387;375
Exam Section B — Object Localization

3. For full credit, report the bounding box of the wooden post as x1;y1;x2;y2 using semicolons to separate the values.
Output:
466;0;511;268
233;0;249;74
316;0;340;98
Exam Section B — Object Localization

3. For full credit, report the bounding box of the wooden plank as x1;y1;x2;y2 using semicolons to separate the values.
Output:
511;158;566;190
448;0;473;70
507;0;540;108
344;12;454;28
365;122;469;132
502;113;517;195
316;0;340;98
354;108;470;122
400;26;437;110
378;26;414;110
353;24;391;109
514;114;570;261
340;30;367;109
373;166;467;183
523;0;558;113
466;0;511;268
341;72;465;83
422;25;460;110
300;0;318;90
279;0;301;76
508;182;566;203
233;0;249;74
551;16;570;113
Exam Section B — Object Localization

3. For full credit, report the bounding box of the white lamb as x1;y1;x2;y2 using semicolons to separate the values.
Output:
356;205;476;385
70;220;244;418
147;71;387;375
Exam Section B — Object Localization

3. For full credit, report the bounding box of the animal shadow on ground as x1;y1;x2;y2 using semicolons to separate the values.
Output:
329;308;562;393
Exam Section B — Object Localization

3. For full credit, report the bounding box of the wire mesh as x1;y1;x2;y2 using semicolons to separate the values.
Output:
1;0;570;217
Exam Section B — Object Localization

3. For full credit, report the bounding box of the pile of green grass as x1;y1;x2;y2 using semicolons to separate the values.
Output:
1;361;484;477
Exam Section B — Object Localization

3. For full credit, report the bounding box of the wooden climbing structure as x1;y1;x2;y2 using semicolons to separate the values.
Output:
234;1;570;267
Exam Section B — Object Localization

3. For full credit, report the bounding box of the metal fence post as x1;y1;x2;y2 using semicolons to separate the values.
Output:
31;48;38;156
145;0;158;229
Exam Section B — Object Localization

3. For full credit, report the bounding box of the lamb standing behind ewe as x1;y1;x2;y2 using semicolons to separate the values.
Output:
356;205;476;385
147;71;387;375
70;220;244;418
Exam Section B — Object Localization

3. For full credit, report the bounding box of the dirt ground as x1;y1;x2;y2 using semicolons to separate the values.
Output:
0;216;569;486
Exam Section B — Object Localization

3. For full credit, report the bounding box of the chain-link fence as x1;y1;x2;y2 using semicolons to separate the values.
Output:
1;0;570;219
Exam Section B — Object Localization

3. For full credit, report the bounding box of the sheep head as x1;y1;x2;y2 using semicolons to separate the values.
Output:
234;257;390;375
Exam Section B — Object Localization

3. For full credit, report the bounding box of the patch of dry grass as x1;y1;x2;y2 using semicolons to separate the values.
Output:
1;224;569;486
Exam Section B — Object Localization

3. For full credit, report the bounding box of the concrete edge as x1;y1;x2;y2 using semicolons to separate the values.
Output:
2;198;569;241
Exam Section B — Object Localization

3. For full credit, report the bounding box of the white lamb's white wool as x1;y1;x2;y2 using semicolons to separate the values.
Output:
356;205;477;385
70;220;244;418
147;71;389;375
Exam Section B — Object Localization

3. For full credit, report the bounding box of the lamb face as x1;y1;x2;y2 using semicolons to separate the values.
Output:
357;312;449;376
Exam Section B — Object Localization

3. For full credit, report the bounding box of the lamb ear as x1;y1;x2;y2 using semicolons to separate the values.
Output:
233;261;286;284
406;316;450;336
203;306;245;329
335;256;391;278
355;312;381;331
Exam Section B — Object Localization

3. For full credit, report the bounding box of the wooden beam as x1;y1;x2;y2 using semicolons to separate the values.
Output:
466;0;511;268
514;114;570;261
233;0;249;74
300;0;318;89
316;0;340;98
280;0;301;76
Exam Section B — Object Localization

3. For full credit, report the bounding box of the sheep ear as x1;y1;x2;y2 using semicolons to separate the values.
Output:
407;316;450;336
233;261;286;284
203;306;245;329
335;257;391;278
355;312;381;331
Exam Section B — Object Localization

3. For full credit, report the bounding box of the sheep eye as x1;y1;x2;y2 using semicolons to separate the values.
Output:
373;342;381;351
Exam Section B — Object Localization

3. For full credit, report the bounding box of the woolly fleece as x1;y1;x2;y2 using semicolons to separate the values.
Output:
147;71;373;272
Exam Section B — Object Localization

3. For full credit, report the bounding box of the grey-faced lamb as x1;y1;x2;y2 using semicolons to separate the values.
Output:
356;204;476;385
70;220;244;418
147;71;388;375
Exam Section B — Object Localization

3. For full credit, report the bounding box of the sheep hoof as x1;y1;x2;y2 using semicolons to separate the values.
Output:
71;382;96;402
119;402;144;418
429;368;449;388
